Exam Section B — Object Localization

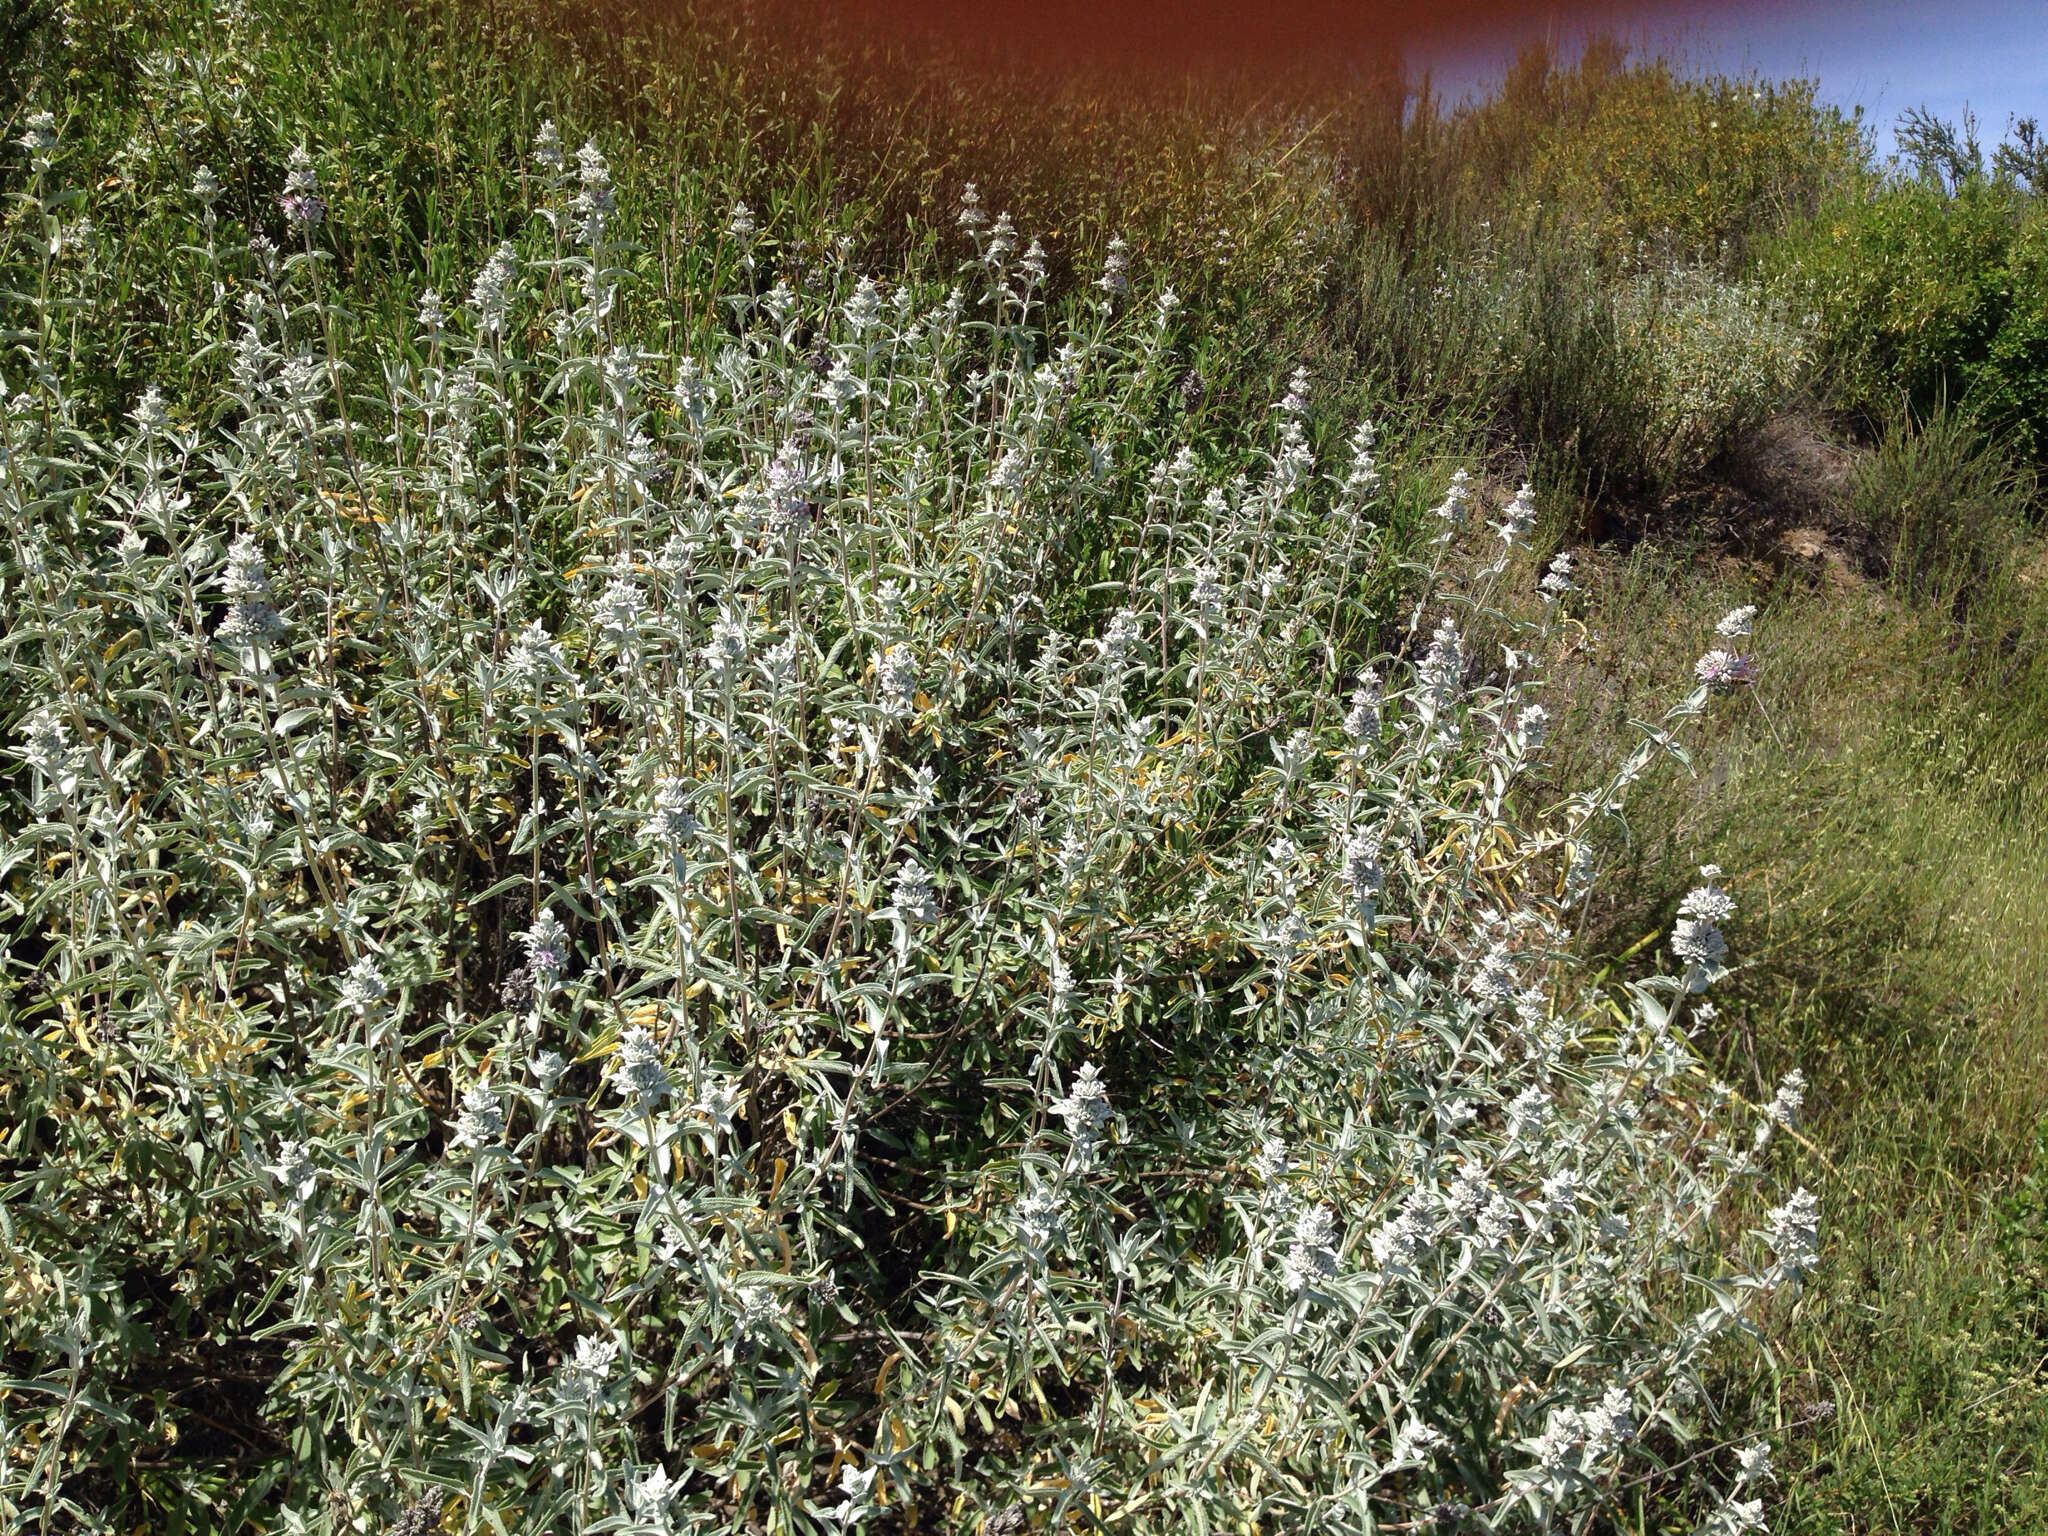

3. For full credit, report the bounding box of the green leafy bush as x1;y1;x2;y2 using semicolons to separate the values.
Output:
1480;50;1868;266
1778;178;2048;461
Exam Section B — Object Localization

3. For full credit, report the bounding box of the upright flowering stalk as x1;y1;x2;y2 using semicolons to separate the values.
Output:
448;1079;505;1153
216;532;285;662
1049;1061;1112;1168
1697;607;1759;691
278;146;325;229
1672;864;1736;992
518;908;570;1021
470;241;517;337
338;954;386;1016
573;140;614;248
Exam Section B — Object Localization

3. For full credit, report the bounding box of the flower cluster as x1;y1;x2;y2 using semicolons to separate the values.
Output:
1674;863;1737;990
277;144;325;227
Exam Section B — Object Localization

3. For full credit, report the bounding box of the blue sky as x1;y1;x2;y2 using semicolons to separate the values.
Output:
1412;0;2048;160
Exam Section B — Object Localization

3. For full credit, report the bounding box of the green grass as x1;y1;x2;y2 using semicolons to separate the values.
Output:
1548;525;2048;1533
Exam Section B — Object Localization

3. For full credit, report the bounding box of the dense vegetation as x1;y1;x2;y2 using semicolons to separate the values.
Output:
2;0;2044;1531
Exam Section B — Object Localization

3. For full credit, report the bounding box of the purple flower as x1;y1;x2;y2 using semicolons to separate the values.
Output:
1694;649;1756;691
279;147;325;228
519;909;569;987
279;193;326;227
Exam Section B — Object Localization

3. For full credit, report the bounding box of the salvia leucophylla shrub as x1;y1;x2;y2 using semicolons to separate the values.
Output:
0;112;1812;1536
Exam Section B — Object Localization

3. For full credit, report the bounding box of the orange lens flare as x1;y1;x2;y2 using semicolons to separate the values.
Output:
792;0;1698;74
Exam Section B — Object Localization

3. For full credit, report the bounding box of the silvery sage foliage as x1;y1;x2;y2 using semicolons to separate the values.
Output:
0;118;1804;1536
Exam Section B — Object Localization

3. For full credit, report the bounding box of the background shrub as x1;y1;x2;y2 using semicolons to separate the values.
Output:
1777;176;2048;462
